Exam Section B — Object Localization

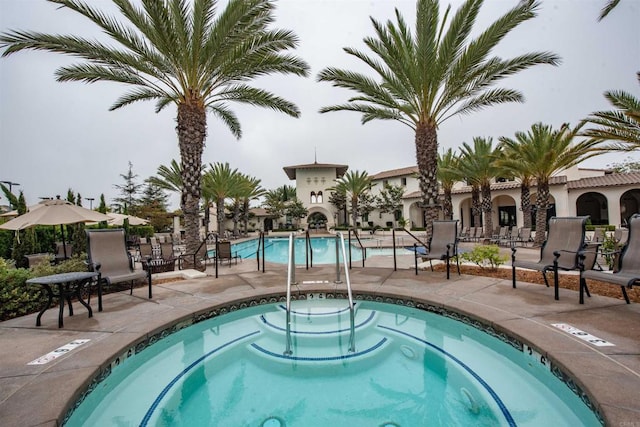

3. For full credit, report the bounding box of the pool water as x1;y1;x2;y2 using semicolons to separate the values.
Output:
65;299;600;426
213;237;412;264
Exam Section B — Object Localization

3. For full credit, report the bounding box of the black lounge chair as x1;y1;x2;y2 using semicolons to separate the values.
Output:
580;214;639;304
511;216;589;301
86;229;151;312
420;220;460;279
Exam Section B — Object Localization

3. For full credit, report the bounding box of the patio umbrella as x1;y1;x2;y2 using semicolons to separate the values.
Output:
106;212;149;226
0;198;110;257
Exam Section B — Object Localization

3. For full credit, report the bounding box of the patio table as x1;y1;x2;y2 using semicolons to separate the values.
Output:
27;271;99;328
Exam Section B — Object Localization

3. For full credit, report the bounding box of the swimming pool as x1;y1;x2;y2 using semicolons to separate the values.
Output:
65;298;600;426
215;236;412;264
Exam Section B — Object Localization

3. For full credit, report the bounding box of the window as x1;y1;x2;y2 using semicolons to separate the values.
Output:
310;191;317;203
317;191;323;203
401;177;407;186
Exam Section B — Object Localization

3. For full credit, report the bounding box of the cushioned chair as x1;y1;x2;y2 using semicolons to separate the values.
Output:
580;214;639;304
86;229;151;311
420;220;460;279
511;216;588;301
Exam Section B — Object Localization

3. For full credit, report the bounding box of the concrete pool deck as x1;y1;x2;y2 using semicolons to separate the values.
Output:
1;249;639;426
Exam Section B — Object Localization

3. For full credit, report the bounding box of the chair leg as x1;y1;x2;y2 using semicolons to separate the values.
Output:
621;286;630;304
148;270;152;299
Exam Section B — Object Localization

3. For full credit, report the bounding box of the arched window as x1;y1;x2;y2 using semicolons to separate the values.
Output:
310;191;317;203
317;191;323;203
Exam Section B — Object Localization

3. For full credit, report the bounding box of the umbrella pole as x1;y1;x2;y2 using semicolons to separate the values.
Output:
61;225;68;258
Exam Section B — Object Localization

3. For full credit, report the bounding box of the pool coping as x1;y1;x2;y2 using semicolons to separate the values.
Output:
1;264;639;426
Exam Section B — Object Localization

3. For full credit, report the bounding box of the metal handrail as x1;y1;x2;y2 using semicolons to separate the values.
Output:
284;232;295;355
256;231;266;272
284;231;355;355
336;231;356;352
304;230;313;269
348;228;366;268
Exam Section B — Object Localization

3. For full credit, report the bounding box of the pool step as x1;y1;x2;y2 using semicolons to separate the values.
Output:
248;331;391;367
250;303;390;363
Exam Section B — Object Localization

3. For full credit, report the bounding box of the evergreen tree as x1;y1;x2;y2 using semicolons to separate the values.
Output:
376;184;405;228
113;162;142;214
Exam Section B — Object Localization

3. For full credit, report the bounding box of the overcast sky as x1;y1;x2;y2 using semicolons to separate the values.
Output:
1;0;639;210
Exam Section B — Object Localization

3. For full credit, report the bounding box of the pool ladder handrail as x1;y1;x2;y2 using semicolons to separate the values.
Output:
284;232;356;355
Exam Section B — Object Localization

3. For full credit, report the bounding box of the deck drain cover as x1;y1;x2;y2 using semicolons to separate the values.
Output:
262;416;284;427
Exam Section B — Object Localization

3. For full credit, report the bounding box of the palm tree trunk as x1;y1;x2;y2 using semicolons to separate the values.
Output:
233;202;240;237
177;102;206;257
243;199;250;236
351;197;358;228
443;187;453;220
481;183;493;239
521;183;532;229
471;185;482;230
217;199;225;237
534;180;550;246
415;122;440;240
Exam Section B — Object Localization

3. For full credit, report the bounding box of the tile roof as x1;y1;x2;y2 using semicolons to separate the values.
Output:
566;172;640;189
371;166;419;180
401;172;640;199
451;176;567;194
282;162;348;180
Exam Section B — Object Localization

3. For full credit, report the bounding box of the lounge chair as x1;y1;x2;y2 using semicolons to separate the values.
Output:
511;216;589;301
580;214;639;304
419;220;460;279
86;229;151;312
217;240;240;265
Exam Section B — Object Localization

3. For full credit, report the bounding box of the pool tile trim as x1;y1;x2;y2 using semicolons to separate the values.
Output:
61;291;604;426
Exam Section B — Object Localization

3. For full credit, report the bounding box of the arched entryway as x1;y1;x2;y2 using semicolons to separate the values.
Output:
264;218;273;231
307;210;329;232
576;192;609;225
620;189;640;226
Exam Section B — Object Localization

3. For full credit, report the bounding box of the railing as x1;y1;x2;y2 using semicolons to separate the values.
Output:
304;230;313;269
284;231;355;355
256;231;266;273
347;228;366;269
396;228;429;275
284;232;296;355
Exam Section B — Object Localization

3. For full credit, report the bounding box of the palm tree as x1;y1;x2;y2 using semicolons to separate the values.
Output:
148;159;183;195
329;170;373;228
599;0;621;20
499;123;604;246
202;162;243;238
317;0;558;239
580;73;640;151
437;148;460;220
495;146;534;229
236;174;265;236
0;0;309;256
457;137;501;237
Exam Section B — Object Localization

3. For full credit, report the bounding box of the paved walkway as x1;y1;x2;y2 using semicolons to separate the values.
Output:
1;249;639;426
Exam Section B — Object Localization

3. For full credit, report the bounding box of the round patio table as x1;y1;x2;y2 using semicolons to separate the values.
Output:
27;271;99;328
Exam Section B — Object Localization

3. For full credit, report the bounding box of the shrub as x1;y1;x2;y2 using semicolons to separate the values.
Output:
0;255;88;321
459;245;508;270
